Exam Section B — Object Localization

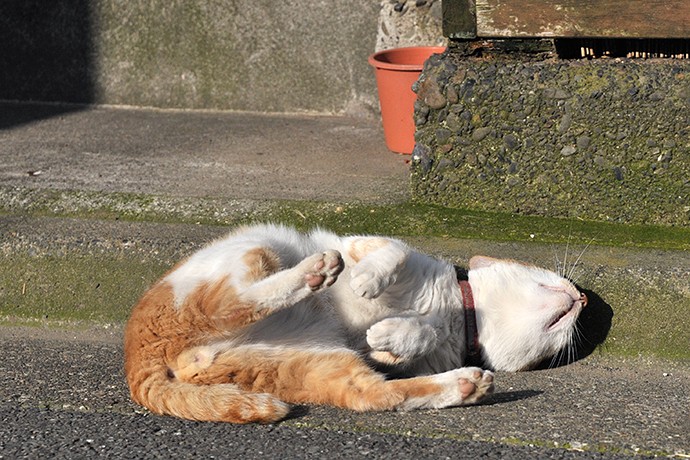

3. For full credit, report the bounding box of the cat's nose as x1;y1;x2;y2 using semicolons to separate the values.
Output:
579;292;588;307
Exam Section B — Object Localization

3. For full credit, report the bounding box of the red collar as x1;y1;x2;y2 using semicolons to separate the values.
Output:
458;279;481;362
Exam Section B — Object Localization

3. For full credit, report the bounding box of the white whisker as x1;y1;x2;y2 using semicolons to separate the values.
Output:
552;244;563;277
567;239;594;283
563;230;571;280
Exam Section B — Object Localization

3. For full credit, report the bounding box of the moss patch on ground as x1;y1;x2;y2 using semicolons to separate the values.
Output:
2;187;687;359
1;186;688;251
0;253;166;324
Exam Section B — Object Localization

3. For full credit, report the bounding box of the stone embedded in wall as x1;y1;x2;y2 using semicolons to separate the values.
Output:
375;0;446;51
411;43;690;226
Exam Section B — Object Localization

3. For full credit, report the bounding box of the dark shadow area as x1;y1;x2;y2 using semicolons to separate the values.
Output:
483;389;543;406
555;38;690;59
535;287;614;370
0;101;86;130
283;405;310;421
0;0;95;129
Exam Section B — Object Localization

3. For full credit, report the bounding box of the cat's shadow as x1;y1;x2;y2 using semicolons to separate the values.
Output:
482;389;543;405
535;287;613;369
284;389;543;421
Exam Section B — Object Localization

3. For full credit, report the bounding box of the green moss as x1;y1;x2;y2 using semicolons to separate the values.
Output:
0;253;166;323
2;188;687;359
586;272;689;360
1;187;689;251
267;201;690;251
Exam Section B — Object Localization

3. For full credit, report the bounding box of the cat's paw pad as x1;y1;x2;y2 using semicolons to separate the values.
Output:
455;368;494;404
304;250;343;291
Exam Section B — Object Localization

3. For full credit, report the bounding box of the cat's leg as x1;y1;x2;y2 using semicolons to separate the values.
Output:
175;346;494;412
207;248;343;330
366;314;443;365
344;237;409;299
239;249;343;308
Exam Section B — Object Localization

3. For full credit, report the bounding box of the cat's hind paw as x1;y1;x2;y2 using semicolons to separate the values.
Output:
453;368;494;405
303;250;344;291
399;367;494;410
172;346;216;381
429;368;494;408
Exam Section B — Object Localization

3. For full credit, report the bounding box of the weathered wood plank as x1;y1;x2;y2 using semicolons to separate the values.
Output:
474;0;690;38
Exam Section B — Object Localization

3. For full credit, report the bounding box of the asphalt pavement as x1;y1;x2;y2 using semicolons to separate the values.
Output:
1;327;688;459
1;102;689;458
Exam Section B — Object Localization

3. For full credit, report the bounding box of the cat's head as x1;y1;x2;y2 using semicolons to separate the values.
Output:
467;256;587;372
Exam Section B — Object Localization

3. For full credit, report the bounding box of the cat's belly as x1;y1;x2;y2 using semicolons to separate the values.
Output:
243;298;347;347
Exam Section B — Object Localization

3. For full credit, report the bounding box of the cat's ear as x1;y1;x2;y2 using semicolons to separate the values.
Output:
469;255;500;270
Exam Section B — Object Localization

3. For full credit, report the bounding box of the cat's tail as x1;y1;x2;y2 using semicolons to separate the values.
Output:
125;361;291;424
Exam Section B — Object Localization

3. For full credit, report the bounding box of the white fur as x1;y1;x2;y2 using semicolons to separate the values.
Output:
165;224;586;373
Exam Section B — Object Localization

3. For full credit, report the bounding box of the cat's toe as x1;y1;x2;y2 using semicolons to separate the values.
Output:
322;250;344;276
350;270;395;299
305;250;343;291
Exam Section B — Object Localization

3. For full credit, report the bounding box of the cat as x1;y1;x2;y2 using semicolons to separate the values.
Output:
124;223;587;424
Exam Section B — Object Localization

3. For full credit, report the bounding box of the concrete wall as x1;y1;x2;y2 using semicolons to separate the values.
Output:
0;0;443;116
411;42;690;226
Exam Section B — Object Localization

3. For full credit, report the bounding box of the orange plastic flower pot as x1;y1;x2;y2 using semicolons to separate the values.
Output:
369;46;446;154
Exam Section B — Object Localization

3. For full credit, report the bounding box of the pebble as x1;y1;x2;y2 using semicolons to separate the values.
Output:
472;127;492;142
576;136;591;149
446;85;459;104
613;166;624;181
417;78;447;109
558;113;572;133
560;146;577;157
435;129;451;144
444;113;462;132
503;134;518;150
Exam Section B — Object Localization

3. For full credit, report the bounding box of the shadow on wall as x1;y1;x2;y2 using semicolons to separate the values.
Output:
0;0;95;129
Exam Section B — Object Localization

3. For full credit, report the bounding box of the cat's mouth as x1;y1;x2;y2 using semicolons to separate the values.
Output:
547;306;575;330
547;292;587;331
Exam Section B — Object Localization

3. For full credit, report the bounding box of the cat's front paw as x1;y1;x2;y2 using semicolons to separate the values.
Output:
303;250;344;291
348;243;406;299
366;316;438;364
349;263;397;299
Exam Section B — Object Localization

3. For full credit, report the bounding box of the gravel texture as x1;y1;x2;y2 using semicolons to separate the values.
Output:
1;329;687;458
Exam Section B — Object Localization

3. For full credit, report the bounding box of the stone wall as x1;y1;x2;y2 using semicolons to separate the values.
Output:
411;42;690;226
375;0;446;52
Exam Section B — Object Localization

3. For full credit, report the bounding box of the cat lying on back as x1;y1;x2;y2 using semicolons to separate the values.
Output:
124;224;587;423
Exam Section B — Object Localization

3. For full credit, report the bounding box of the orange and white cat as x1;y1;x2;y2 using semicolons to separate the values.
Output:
124;224;587;423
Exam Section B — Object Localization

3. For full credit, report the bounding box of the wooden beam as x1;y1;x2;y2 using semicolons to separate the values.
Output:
475;0;690;38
